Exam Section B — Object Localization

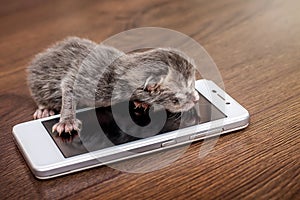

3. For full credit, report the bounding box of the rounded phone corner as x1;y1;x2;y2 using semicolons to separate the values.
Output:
12;123;22;135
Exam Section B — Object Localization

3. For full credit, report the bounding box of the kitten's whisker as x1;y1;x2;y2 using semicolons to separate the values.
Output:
175;114;182;120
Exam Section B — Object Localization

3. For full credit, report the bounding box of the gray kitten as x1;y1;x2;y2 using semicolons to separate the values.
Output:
27;37;199;135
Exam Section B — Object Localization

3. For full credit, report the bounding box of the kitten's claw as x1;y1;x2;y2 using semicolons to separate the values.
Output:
134;101;142;109
141;103;149;111
52;119;82;136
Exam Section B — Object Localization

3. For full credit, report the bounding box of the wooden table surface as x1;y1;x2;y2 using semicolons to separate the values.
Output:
0;0;299;199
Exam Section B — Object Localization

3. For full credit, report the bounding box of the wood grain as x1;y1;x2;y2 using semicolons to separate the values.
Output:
0;0;299;199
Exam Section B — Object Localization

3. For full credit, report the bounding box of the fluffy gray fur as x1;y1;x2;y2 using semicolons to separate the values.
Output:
27;37;199;135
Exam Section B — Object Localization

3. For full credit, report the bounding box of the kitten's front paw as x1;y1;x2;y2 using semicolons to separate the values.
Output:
52;118;82;136
133;101;150;111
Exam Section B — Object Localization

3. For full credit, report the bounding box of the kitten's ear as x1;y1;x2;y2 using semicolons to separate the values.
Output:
143;68;177;92
163;67;177;83
143;76;164;92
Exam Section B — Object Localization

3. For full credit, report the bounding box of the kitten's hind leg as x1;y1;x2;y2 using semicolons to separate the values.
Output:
33;105;56;119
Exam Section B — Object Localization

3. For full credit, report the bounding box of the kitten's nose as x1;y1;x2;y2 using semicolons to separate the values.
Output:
192;91;199;103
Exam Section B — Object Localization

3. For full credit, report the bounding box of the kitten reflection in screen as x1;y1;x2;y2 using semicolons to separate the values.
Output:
27;37;199;138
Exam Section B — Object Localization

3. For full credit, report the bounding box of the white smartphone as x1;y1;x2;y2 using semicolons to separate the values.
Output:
13;79;249;179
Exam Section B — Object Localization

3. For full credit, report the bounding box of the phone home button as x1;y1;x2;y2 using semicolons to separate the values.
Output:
161;140;177;147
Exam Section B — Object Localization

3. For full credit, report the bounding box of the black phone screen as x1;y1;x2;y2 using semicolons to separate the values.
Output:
42;92;226;158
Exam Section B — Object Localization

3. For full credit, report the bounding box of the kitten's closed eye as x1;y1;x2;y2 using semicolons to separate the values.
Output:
172;99;179;104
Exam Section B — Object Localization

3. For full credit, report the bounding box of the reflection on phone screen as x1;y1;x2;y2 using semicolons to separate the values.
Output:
42;92;226;157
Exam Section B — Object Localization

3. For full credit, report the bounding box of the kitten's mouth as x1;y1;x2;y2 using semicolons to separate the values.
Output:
180;102;197;112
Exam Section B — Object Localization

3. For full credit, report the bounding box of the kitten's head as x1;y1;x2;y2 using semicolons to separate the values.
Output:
137;49;199;113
